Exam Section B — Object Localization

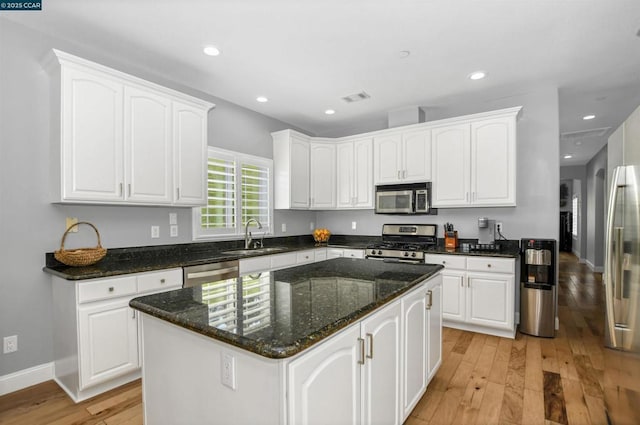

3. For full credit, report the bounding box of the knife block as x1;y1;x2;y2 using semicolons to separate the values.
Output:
445;231;459;249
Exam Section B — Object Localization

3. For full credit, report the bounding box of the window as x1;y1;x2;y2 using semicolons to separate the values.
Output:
572;195;579;236
193;147;273;240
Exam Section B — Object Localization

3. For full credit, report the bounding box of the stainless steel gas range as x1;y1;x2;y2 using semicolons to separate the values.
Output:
366;223;438;263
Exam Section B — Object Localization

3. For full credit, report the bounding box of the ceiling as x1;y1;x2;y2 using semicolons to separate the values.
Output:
5;0;640;165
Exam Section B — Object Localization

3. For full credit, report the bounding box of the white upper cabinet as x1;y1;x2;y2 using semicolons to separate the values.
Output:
172;101;208;205
471;117;517;206
46;50;213;206
310;142;336;209
374;129;431;185
432;107;520;208
60;66;125;202
273;130;310;209
336;137;374;209
431;124;471;207
124;86;172;204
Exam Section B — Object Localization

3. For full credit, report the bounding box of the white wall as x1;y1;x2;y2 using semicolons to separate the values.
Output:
318;87;561;242
0;19;313;376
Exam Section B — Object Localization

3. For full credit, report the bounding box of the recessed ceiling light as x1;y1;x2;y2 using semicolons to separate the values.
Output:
399;50;411;58
256;96;268;103
575;141;583;146
563;155;573;159
583;114;596;120
468;71;486;80
203;45;221;56
325;109;336;115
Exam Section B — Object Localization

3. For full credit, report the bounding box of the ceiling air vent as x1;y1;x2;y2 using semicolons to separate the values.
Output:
341;91;371;103
560;127;611;140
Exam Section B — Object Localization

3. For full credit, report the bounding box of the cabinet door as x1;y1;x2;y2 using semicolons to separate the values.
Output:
353;138;374;208
466;272;514;330
61;67;124;201
471;117;516;206
78;299;139;390
290;135;311;208
426;276;443;383
431;124;471;207
124;86;172;204
288;325;362;425
173;101;207;206
310;143;336;209
401;285;427;420
373;134;402;184
441;270;466;322
336;141;355;208
402;129;431;182
362;301;402;425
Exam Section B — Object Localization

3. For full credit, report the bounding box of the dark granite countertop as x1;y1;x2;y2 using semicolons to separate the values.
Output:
130;258;442;359
423;239;520;258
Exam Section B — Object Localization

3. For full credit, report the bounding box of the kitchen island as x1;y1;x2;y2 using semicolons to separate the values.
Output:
130;258;443;425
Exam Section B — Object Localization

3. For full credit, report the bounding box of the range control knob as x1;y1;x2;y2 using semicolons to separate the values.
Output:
404;252;409;257
377;250;383;255
411;252;417;257
370;250;376;255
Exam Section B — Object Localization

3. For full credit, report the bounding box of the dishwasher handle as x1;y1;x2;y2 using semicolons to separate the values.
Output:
183;261;240;287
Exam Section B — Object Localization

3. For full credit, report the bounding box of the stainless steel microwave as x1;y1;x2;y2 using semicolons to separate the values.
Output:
375;183;433;214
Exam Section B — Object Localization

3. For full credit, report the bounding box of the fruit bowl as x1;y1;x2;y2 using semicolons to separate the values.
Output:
313;228;331;246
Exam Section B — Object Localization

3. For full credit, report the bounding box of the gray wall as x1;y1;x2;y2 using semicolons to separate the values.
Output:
585;145;607;270
318;87;561;242
0;19;314;376
607;124;624;196
560;166;588;259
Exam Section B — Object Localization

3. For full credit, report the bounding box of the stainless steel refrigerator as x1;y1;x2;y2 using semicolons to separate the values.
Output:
604;125;640;422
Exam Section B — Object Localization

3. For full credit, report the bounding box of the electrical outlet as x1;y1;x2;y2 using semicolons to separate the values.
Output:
351;221;357;230
3;335;17;354
170;225;178;237
310;222;315;231
496;222;503;233
151;226;160;238
221;353;236;390
66;217;78;233
169;213;177;225
281;223;287;233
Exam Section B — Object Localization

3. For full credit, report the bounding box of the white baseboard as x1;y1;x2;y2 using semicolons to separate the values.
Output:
585;260;604;273
0;362;54;396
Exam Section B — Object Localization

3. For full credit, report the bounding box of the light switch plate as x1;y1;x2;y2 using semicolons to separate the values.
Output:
170;225;178;237
169;213;177;225
281;223;287;233
151;226;160;238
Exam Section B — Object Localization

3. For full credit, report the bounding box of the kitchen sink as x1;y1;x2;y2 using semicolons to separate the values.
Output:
222;247;289;256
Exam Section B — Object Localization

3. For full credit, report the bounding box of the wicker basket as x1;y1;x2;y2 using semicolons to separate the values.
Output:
54;221;107;267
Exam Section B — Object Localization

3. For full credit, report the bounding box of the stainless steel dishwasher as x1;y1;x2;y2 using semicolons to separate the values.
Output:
183;260;239;287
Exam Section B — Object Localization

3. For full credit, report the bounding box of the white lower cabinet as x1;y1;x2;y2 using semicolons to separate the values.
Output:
78;298;139;389
289;300;402;425
425;254;516;338
288;274;441;425
51;268;182;402
326;247;365;259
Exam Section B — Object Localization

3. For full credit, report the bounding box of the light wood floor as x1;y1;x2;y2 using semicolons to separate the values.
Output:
0;252;605;425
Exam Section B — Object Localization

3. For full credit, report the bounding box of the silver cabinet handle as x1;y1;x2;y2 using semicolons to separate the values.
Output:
403;170;407;179
160;278;166;284
132;309;136;319
119;183;123;196
366;333;373;359
108;287;114;292
426;290;433;310
358;337;365;365
176;187;180;200
466;192;469;202
487;264;492;268
128;183;131;197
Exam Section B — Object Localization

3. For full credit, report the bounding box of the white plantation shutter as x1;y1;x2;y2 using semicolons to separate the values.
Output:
193;148;273;240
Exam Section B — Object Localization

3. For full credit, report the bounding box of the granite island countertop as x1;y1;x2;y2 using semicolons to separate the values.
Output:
130;258;442;359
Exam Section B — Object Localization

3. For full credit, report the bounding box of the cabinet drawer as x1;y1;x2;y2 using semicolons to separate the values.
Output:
296;250;315;264
270;252;297;270
466;257;514;273
78;276;137;304
137;269;182;294
314;248;327;262
240;256;272;275
343;249;364;259
424;254;466;270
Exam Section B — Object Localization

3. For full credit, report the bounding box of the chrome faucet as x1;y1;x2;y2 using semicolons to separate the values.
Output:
244;218;263;249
